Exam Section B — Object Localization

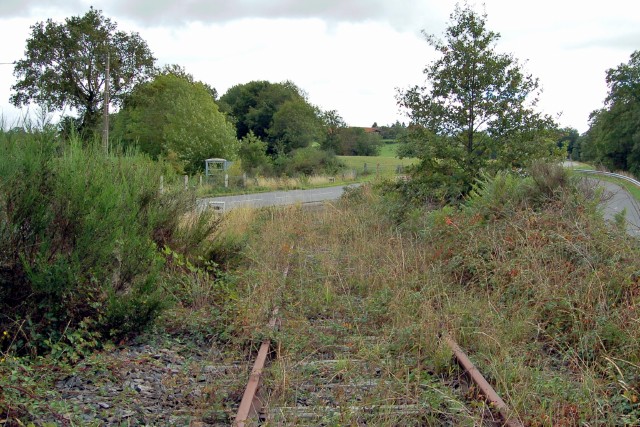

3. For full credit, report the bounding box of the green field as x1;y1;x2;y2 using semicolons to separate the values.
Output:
338;143;417;179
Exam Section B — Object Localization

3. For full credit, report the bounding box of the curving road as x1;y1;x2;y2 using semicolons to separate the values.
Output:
596;180;640;237
199;169;640;238
198;184;359;211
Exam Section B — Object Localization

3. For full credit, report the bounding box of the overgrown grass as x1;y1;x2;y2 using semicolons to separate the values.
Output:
233;164;640;425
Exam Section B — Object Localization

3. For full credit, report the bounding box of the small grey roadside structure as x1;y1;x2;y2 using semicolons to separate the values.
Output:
205;158;232;177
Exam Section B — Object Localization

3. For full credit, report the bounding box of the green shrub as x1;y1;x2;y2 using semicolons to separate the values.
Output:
0;132;216;354
275;146;341;176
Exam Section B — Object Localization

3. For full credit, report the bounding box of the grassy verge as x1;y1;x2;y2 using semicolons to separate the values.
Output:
194;145;417;197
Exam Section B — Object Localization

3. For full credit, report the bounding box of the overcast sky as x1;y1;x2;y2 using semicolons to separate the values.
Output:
0;0;639;133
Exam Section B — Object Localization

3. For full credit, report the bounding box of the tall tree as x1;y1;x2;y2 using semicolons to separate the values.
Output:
398;3;559;201
581;51;640;173
321;110;347;153
113;71;238;174
11;7;155;135
269;98;325;154
219;80;325;155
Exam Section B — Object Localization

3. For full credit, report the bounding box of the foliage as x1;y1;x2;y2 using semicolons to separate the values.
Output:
0;131;220;354
376;121;408;142
333;127;383;156
320;109;348;153
268;98;325;154
274;146;342;176
557;127;580;160
113;70;238;174
219;80;325;155
11;7;155;136
579;50;640;174
397;3;561;201
237;131;273;175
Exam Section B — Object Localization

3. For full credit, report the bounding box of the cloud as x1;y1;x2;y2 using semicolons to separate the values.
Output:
106;0;445;31
569;31;640;52
0;0;85;18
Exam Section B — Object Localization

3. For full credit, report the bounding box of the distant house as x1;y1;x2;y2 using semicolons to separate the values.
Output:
361;127;382;135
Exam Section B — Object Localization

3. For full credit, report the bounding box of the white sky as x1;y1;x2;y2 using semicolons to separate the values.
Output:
0;0;639;133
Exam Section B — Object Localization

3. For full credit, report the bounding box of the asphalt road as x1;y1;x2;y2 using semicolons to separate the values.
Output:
596;180;640;237
199;173;640;238
199;184;359;211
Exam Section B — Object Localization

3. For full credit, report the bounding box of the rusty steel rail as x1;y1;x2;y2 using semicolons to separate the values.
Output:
234;308;279;427
444;334;523;427
234;249;294;427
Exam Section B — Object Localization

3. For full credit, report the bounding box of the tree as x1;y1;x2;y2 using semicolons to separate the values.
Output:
377;121;407;141
321;110;347;153
269;98;325;154
580;51;640;173
335;127;383;156
113;71;238;174
11;7;155;136
238;132;272;175
556;127;580;160
219;80;325;155
398;3;560;200
220;80;298;141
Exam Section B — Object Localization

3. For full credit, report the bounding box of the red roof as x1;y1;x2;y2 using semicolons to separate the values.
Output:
362;127;381;134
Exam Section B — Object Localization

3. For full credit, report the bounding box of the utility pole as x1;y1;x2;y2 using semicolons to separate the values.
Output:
102;52;110;153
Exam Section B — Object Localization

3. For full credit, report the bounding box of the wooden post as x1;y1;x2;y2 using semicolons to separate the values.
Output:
199;175;203;187
225;174;229;188
243;173;247;187
184;175;188;190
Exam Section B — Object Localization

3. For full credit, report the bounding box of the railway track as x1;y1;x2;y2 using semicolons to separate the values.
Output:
231;246;524;427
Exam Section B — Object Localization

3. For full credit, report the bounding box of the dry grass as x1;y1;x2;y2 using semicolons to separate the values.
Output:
232;172;640;425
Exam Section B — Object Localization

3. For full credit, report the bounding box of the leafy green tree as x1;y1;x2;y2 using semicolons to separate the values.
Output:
580;51;640;173
378;121;407;141
219;80;325;155
219;80;297;140
269;98;325;154
11;7;155;136
398;3;560;201
321;110;347;153
556;127;580;160
113;71;238;173
238;132;272;175
335;127;383;156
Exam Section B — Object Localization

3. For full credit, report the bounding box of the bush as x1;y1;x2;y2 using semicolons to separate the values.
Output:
237;132;273;175
0;132;215;354
335;127;383;156
275;146;342;176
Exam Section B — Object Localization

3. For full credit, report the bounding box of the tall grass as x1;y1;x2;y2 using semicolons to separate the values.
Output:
233;164;640;424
